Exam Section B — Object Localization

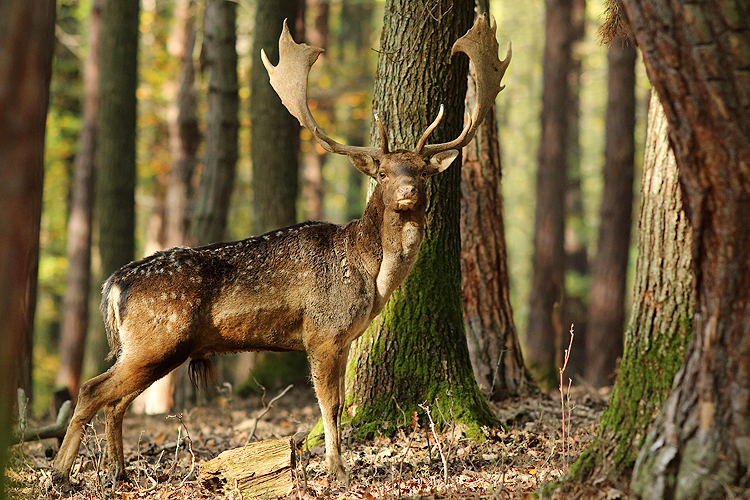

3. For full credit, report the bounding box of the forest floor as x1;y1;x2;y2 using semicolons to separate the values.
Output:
8;383;616;500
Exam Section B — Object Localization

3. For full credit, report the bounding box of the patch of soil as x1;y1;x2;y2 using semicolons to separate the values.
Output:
7;384;611;499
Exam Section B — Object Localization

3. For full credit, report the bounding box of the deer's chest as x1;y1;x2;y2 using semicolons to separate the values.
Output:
373;221;423;313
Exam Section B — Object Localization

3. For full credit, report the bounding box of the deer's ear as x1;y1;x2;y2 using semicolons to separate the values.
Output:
348;154;380;178
426;150;459;176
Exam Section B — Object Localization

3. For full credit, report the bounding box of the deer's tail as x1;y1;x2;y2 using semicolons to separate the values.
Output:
188;357;217;389
100;277;125;362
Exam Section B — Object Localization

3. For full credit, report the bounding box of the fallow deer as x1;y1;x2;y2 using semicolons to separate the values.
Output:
51;14;510;491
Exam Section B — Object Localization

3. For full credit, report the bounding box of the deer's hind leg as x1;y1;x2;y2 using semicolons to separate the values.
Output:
104;391;141;481
53;351;188;490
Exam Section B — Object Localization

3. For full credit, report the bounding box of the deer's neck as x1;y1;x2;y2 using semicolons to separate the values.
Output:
352;189;425;318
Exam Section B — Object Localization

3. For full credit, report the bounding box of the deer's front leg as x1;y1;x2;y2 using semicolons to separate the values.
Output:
309;345;349;485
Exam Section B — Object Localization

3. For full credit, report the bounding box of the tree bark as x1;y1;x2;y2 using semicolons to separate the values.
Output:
0;0;55;492
165;0;199;248
461;45;536;400
526;0;574;387
345;0;498;439
250;0;302;235
568;92;694;490
618;1;750;498
93;0;139;374
56;0;101;402
585;38;637;388
300;0;328;222
191;0;238;246
561;0;588;379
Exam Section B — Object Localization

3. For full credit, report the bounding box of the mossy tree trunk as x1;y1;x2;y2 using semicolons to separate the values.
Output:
567;92;694;491
345;0;498;439
620;1;750;498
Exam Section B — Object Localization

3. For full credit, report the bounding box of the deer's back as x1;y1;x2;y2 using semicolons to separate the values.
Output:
103;221;377;361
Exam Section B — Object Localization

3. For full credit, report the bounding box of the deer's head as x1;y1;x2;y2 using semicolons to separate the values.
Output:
261;15;511;214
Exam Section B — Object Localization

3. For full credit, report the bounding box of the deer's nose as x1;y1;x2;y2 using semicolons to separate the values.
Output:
397;185;417;200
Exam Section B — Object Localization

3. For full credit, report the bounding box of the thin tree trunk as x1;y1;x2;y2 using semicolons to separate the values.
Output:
568;92;693;490
561;0;588;379
191;0;238;246
250;0;302;235
300;0;328;222
56;0;101;401
93;0;139;374
0;0;55;491
165;0;199;248
461;30;536;399
620;1;750;497
132;0;199;415
585;38;636;388
526;0;573;387
346;0;498;438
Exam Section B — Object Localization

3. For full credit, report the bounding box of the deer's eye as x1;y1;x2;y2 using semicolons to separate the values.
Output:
379;171;387;180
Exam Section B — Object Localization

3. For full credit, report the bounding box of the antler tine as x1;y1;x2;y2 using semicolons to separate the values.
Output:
419;14;511;158
375;114;390;154
262;20;385;162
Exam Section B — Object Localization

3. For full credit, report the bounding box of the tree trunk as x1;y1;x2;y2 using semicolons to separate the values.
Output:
345;0;498;439
339;1;374;222
93;0;139;374
300;0;328;222
461;35;536;400
585;38;637;388
165;0;199;248
568;92;694;490
526;0;574;387
250;0;302;235
133;0;199;415
0;0;55;492
56;0;101;402
561;0;588;380
191;0;238;246
619;2;750;498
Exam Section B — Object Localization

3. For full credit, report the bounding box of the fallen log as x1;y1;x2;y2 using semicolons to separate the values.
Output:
199;437;296;498
12;388;71;444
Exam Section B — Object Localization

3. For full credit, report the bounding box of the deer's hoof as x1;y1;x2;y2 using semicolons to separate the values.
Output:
50;471;73;495
327;462;349;488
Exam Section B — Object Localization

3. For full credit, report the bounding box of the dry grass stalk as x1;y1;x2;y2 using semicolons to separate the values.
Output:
558;324;574;465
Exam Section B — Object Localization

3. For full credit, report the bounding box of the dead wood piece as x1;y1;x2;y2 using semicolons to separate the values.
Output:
199;437;296;498
12;389;72;444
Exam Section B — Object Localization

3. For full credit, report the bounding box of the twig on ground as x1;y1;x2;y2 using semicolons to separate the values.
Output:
80;423;107;498
166;413;196;486
419;401;449;484
246;384;294;444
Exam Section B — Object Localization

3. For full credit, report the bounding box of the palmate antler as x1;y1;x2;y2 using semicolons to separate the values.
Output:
261;14;510;165
418;15;512;157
